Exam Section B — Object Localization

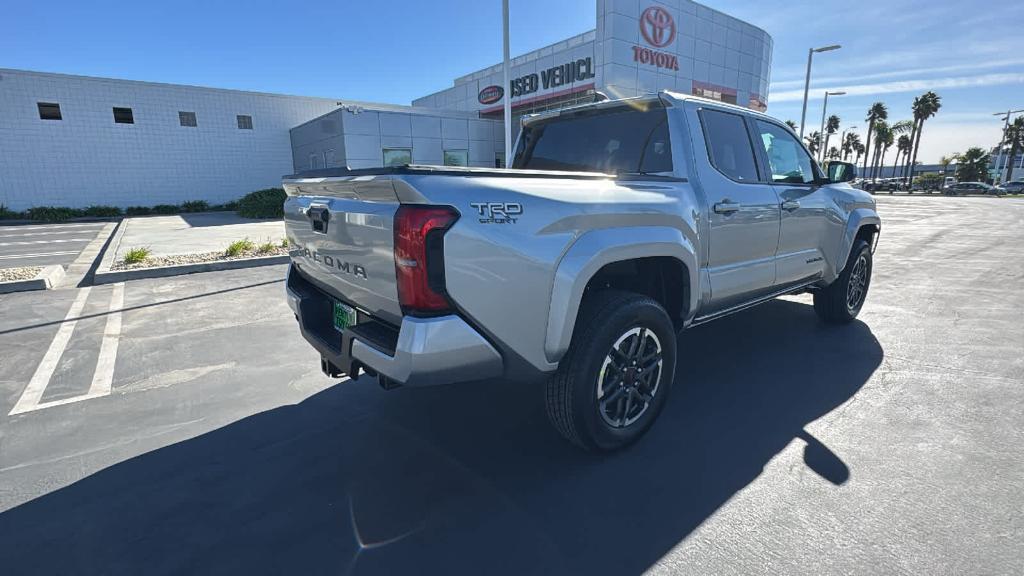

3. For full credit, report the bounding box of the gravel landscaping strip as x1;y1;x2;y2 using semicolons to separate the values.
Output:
111;246;289;271
0;267;42;282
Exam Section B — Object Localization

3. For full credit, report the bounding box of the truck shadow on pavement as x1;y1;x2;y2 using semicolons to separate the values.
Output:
0;298;882;575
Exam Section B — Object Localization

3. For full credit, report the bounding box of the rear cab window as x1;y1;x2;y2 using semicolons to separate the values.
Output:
512;103;673;175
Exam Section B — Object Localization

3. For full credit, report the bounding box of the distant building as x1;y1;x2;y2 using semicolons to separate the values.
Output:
0;0;773;210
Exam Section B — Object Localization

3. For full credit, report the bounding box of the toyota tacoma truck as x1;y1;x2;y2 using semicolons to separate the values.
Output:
282;91;880;451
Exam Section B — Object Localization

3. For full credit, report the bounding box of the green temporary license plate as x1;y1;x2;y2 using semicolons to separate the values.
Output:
333;300;356;332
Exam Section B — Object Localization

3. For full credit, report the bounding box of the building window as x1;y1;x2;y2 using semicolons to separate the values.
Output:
37;102;62;121
113;107;134;124
324;149;336;167
495;152;506;168
443;149;469;167
309;153;320;170
179;111;197;127
237;115;253;129
383;148;412;167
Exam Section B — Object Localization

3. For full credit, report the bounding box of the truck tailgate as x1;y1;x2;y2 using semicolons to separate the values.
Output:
283;177;403;325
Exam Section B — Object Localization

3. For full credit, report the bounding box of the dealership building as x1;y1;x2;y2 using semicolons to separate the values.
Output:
0;0;772;210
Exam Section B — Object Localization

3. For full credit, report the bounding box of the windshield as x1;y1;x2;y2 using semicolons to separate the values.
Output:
512;104;673;174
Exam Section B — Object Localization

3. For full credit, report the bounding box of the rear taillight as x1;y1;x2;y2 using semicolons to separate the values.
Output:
394;205;459;315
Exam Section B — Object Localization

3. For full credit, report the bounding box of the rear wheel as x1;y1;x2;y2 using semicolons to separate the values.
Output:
814;239;872;324
545;291;677;451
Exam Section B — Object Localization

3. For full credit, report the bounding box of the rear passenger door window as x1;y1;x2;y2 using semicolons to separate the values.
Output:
754;121;818;185
699;109;760;183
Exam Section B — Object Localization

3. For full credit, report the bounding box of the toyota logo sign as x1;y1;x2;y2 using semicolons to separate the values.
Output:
640;6;676;48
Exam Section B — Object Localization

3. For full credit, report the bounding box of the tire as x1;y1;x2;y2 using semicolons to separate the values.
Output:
814;239;873;324
545;290;677;452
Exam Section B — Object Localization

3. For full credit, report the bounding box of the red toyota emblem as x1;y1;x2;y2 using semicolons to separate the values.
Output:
640;6;676;48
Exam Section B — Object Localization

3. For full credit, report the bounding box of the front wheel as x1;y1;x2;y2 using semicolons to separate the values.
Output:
814;239;873;324
545;291;677;451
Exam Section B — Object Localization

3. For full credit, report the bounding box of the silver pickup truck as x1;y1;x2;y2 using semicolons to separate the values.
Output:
282;91;880;451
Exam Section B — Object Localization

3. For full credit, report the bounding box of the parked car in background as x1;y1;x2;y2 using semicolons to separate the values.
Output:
945;182;1005;196
998;180;1024;194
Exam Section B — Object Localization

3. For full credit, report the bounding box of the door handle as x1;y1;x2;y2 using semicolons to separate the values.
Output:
713;201;741;214
781;200;800;212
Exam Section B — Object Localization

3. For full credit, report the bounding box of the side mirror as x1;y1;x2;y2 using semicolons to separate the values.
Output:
826;161;856;184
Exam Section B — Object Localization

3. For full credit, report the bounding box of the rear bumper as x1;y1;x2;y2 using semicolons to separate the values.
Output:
286;264;502;386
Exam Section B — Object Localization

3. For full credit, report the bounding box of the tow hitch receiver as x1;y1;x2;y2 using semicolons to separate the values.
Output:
321;357;345;378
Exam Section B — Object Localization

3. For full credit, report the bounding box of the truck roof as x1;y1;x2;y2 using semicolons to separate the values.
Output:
520;90;782;128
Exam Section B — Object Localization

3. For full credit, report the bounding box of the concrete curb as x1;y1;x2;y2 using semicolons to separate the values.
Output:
96;219;129;277
0;265;66;294
59;220;120;288
93;254;289;285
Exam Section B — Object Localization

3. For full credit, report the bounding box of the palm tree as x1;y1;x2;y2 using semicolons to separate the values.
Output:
877;125;895;181
895;134;912;180
1003;116;1024;182
863;102;888;178
870;121;890;181
805;131;822;158
889;120;913;181
901;97;922;183
842;132;861;161
827;146;840;160
822;115;840;162
785;120;798;132
906;92;942;185
956;147;991;182
853;142;866;166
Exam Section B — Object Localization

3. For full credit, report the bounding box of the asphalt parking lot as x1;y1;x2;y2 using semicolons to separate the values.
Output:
0;222;109;268
0;196;1022;575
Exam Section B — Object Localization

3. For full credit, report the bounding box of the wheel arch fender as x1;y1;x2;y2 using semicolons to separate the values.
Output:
545;226;698;365
837;208;880;275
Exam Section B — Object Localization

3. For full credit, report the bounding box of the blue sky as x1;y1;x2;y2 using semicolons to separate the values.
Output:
4;0;1022;163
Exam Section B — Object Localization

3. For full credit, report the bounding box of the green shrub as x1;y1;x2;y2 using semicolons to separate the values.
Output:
256;240;278;254
122;246;152;265
84;205;122;217
222;200;240;211
236;188;286;219
0;204;24;219
26;206;85;222
152;204;179;215
125;206;152;216
181;200;209;213
279;237;289;248
225;238;255;257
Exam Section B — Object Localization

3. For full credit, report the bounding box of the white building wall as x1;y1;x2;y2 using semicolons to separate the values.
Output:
290;105;503;171
0;69;339;210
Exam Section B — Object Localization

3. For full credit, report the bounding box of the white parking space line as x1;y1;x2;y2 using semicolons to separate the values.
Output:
0;223;104;232
0;251;79;260
88;282;125;396
9;288;93;415
0;230;101;238
9;284;127;415
0;238;93;246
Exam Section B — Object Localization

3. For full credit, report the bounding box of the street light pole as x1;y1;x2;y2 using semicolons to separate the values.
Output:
798;44;841;141
502;0;512;168
818;90;846;162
